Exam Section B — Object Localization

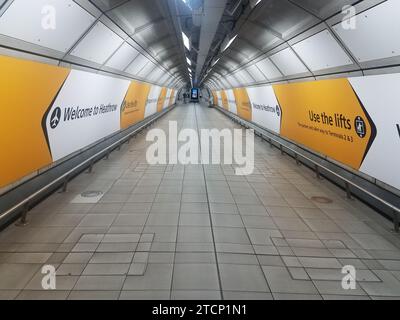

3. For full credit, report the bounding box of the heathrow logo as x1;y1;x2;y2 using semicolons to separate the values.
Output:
50;107;61;129
354;116;367;138
276;105;281;117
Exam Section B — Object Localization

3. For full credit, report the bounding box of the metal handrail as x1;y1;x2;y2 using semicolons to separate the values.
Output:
215;106;400;232
0;105;176;225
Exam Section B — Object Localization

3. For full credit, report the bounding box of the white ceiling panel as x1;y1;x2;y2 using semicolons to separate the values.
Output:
256;57;282;80
270;48;308;76
148;67;164;82
0;0;95;53
158;71;171;85
125;54;149;75
138;61;156;78
105;42;140;71
235;70;254;85
246;65;267;82
333;0;400;63
292;30;353;72
70;22;124;65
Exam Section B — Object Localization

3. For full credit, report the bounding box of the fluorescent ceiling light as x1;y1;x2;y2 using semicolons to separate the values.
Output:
186;57;191;65
222;34;238;52
182;32;190;50
212;58;220;67
181;0;191;9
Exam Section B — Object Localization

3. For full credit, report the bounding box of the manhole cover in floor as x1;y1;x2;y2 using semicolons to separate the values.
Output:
81;191;103;198
310;196;333;204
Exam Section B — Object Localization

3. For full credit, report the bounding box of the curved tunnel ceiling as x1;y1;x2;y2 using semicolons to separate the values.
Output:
0;0;399;91
202;0;400;91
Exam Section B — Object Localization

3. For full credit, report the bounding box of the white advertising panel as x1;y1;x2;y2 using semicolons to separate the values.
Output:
350;74;400;190
216;91;222;106
163;88;172;109
145;85;162;117
226;89;237;114
247;86;282;134
45;70;130;161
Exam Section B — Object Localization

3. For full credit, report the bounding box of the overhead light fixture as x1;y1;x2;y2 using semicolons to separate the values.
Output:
182;32;190;50
222;34;238;52
212;58;220;67
250;0;262;9
180;0;192;9
186;57;192;66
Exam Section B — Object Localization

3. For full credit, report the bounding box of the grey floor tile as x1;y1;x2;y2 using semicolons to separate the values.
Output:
349;234;398;251
68;291;120;300
359;270;400;297
214;227;250;244
123;263;173;290
212;214;244;228
220;264;270;292
210;203;239;214
215;243;254;254
0;264;41;289
171;290;221;300
0;290;20;300
223;291;273;300
217;253;258;265
242;216;276;229
120;290;171;300
313;280;368;296
78;215;116;227
175;252;216;264
89;252;133;264
178;227;213;243
17;290;70;300
112;214;148;226
237;205;268;216
179;214;210;227
82;264;130;275
262;266;318;294
73;276;125;291
172;264;220;290
273;293;322;300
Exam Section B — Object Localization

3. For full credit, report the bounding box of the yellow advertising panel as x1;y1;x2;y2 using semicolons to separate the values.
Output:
169;89;175;107
221;90;229;110
212;91;218;105
233;88;252;121
273;79;374;169
121;81;151;130
157;87;168;113
0;55;70;188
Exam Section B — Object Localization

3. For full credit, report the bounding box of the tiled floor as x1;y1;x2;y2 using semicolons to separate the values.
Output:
0;103;400;300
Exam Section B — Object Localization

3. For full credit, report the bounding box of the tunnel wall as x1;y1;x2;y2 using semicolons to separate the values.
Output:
0;54;177;191
212;73;400;194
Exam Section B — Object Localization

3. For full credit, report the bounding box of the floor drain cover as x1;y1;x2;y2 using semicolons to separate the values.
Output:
81;191;103;198
310;196;333;204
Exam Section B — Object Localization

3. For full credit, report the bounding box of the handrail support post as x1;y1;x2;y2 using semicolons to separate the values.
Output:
345;182;352;200
394;211;399;233
62;178;68;193
315;165;321;180
15;203;29;227
88;161;94;174
295;154;300;166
